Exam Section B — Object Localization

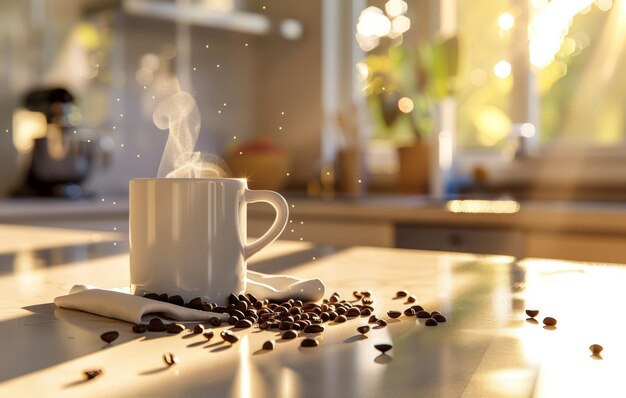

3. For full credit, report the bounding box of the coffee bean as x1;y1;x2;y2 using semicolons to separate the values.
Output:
320;312;330;322
166;323;185;334
361;290;372;297
292;322;305;331
289;307;302;315
189;297;203;310
144;293;159;300
377;319;387;327
213;306;228;314
406;295;416;303
274;306;289;315
310;316;322;325
360;308;372;317
396;290;408;298
525;309;539;318
362;298;374;305
335;315;347;323
404;308;416;317
84;369;103;380
263;340;276;350
374;344;392;354
301;338;319;347
239;294;251;304
425;318;438;326
168;295;185;306
147;318;167;332
361;305;375;312
229;309;245;319
228;293;240;305
132;324;147;333
346;308;361;318
236;301;248;312
282;330;298;340
357;325;370;335
100;331;119;344
209;317;222;327
411;305;424;312
282;315;295;323
163;353;179;367
246;293;258;304
221;330;239;344
430;311;441;316
328;311;338;321
416;311;431;319
589;344;603;355
254;301;263;310
201;303;214;312
387;311;402;319
432;314;446;323
228;316;239;325
369;315;380;323
303;324;325;334
329;295;339;303
353;291;363;299
157;293;169;302
543;317;557;326
234;319;253;329
279;321;293;330
202;331;215;341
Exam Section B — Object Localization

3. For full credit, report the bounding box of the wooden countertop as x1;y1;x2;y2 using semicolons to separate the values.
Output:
1;224;625;397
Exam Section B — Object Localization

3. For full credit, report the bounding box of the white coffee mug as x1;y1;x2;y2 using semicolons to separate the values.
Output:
129;178;288;305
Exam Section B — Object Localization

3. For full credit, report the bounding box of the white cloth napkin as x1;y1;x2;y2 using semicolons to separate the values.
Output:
54;271;325;324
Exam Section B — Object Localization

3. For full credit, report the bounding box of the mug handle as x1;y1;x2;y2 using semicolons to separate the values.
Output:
244;189;289;259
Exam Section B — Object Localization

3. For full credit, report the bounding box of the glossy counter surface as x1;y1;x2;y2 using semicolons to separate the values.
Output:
1;224;625;397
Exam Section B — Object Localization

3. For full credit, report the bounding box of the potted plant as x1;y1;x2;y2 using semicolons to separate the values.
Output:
362;36;458;193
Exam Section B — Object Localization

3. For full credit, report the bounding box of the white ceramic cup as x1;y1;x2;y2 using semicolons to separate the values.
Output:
129;178;289;305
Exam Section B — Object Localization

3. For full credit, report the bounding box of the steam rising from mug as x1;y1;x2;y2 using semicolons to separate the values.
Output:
153;91;230;178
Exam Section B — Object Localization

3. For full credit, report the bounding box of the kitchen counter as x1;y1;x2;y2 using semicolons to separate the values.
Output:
1;224;626;397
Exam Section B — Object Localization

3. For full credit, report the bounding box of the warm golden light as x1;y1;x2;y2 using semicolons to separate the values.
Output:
12;109;47;154
498;12;515;30
446;200;521;214
493;60;512;79
391;15;411;34
385;0;407;18
520;123;536;137
397;97;414;113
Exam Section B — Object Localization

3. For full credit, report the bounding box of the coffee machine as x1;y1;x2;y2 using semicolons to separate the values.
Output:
12;87;110;198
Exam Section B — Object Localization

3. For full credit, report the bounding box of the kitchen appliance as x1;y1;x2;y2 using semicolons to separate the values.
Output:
12;87;110;198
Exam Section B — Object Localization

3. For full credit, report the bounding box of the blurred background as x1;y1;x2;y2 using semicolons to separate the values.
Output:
1;0;626;263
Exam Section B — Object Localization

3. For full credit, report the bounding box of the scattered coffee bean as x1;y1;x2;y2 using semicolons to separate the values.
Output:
361;290;372;297
303;324;325;334
203;331;214;341
221;330;239;344
375;344;392;354
84;369;103;380
282;330;298;340
357;326;370;335
329;295;339;303
188;297;203;310
163;353;179;367
543;317;557;326
201;303;214;312
406;295;416;303
279;321;293;330
387;310;402;319
209;317;222;327
168;295;185;306
335;315;347;323
228;293;239;305
360;308;372;316
411;305;424;312
362;298;374;305
147;318;167;332
144;293;159;300
346;308;361;318
430;311;441;316
301;338;319;347
396;290;408;298
132;324;148;333
432;314;446;323
262;340;276;350
353;291;363;299
425;318;438;327
416;311;431;319
166;323;185;334
246;293;258;304
377;319;387;327
228;316;239;325
403;308;416;317
589;344;603;355
100;331;119;344
235;319;254;329
229;309;245;319
320;312;330;322
236;301;248;312
525;310;539;318
213;306;228;314
369;315;380;324
157;293;169;302
193;324;205;334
